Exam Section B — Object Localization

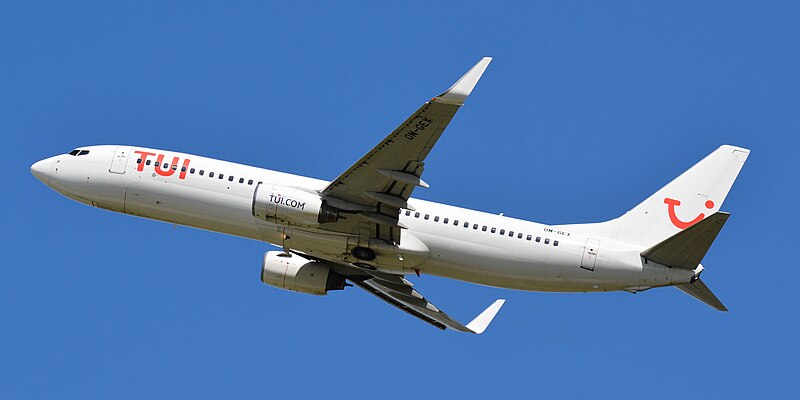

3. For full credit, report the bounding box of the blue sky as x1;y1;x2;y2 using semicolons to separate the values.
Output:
2;1;798;398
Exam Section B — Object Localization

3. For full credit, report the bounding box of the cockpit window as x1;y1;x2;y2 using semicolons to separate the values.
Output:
69;149;90;156
78;150;89;155
69;150;80;156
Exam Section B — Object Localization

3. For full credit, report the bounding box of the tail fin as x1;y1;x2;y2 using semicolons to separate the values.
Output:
563;145;749;247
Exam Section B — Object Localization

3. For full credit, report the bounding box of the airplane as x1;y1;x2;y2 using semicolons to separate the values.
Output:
31;57;749;334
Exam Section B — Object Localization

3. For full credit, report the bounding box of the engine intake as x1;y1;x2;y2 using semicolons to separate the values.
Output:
260;251;345;295
252;183;339;226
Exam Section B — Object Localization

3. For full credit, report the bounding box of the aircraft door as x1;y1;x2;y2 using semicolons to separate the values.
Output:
581;238;600;271
109;146;132;174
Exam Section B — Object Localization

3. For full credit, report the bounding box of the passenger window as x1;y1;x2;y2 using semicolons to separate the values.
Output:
453;220;459;225
463;222;469;228
162;163;168;168
146;160;152;165
248;179;253;185
239;178;244;183
424;214;429;220
199;170;204;176
491;227;496;233
443;218;449;224
219;174;224;179
434;216;440;222
527;235;532;241
190;168;195;174
229;176;234;182
181;167;186;172
535;236;541;242
482;226;487;232
544;238;550;244
136;159;142;164
518;233;523;239
172;164;178;171
154;161;160;167
509;231;514;237
473;224;478;230
554;240;559;246
405;210;411;216
209;172;214;177
499;229;505;235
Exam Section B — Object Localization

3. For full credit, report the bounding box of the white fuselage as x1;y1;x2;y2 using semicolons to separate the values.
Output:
32;145;695;293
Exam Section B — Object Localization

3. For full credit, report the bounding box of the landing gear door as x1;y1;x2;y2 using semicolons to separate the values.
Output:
109;146;132;174
581;238;600;271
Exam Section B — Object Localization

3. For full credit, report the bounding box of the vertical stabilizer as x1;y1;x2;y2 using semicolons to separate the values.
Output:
563;145;749;248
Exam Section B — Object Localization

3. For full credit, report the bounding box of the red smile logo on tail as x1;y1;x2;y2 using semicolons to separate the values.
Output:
664;198;715;229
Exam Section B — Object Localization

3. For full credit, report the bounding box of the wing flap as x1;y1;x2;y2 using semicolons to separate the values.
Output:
291;248;506;333
351;279;447;330
351;275;504;334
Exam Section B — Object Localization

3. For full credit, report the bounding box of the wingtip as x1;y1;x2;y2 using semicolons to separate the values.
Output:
434;57;492;106
465;299;505;334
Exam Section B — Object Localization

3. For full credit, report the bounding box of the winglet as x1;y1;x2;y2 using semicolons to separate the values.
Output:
434;57;492;106
465;299;505;334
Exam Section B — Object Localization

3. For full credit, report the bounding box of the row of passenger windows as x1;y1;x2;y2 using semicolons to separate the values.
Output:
404;210;559;246
136;158;260;186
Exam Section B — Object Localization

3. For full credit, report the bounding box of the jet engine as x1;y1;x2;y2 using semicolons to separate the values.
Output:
260;251;346;295
252;183;339;226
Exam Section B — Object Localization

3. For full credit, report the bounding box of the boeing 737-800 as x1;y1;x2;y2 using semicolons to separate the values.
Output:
31;58;749;333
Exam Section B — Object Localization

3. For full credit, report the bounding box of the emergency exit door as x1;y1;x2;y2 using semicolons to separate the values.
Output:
109;146;131;174
581;238;600;271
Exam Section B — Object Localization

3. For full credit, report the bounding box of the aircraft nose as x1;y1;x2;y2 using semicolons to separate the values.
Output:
31;158;52;184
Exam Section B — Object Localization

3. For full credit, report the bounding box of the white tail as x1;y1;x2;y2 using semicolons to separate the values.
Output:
563;145;750;248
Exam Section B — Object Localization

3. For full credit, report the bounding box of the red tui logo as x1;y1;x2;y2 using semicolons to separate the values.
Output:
664;198;715;229
134;150;191;179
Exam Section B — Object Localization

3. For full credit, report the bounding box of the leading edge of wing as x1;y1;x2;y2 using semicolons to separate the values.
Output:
434;57;492;105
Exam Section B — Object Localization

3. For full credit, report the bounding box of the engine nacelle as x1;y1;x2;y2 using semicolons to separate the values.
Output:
260;251;346;295
252;183;339;226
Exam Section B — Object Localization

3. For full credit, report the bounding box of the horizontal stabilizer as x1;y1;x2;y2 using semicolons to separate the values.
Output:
675;278;728;311
641;212;729;269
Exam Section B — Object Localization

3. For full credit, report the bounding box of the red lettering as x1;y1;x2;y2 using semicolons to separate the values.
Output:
134;151;156;172
179;158;191;179
155;154;180;177
135;151;190;180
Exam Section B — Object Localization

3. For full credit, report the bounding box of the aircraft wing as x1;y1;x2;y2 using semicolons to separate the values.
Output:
321;57;492;244
350;270;505;334
299;252;505;333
